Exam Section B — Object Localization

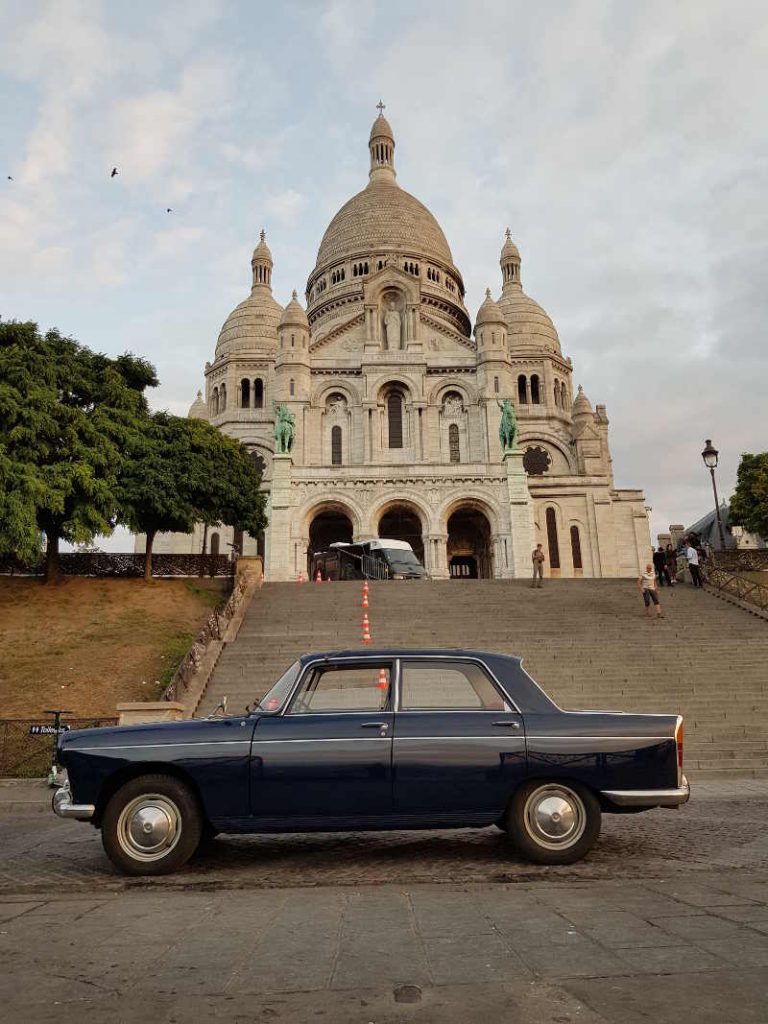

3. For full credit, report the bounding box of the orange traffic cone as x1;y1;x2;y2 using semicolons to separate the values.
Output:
297;572;304;583
362;591;369;608
377;668;388;690
315;570;322;583
362;613;371;644
363;579;369;594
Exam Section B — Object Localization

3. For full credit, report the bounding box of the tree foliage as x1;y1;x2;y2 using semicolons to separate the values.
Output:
730;452;768;542
0;319;157;579
118;413;267;579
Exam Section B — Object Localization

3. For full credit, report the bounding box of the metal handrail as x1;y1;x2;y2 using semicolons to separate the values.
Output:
705;565;768;613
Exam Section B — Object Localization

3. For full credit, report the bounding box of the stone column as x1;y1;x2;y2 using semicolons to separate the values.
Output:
425;533;449;579
504;448;535;578
265;454;294;581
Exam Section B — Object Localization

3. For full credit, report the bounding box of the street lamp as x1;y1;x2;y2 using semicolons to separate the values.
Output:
701;439;727;551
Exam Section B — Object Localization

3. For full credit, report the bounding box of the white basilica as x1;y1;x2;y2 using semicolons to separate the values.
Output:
146;108;651;579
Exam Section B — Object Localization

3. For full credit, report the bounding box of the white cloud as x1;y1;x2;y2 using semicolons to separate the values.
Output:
264;189;308;225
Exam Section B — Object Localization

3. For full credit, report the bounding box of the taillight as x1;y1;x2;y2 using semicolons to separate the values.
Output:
675;718;684;784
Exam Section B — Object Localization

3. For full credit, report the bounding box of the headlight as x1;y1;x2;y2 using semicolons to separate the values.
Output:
392;573;405;579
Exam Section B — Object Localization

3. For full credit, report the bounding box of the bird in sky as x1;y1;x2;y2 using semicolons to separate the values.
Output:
166;207;172;213
6;175;12;180
110;167;118;178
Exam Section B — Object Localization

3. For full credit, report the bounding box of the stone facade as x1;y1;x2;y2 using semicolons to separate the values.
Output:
139;108;650;579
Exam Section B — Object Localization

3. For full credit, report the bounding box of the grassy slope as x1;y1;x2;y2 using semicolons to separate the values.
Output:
0;578;226;718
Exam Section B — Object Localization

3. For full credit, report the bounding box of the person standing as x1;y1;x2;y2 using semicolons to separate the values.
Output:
531;543;545;588
685;541;704;587
638;563;664;619
665;543;678;586
653;546;669;586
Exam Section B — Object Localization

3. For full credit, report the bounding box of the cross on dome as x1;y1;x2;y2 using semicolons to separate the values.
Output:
376;100;386;114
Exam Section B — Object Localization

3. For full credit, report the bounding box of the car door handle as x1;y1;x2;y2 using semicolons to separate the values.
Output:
361;722;389;730
492;721;521;728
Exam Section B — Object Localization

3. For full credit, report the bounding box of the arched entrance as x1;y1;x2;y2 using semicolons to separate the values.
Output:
378;504;425;564
309;509;354;555
447;506;493;579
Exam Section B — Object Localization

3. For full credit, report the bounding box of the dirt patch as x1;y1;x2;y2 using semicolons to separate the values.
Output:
0;577;229;718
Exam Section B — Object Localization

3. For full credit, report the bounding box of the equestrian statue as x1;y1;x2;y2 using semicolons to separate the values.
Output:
273;402;295;454
497;398;518;452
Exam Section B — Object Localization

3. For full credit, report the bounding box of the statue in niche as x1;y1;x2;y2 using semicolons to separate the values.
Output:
383;299;402;350
443;394;464;417
326;394;347;418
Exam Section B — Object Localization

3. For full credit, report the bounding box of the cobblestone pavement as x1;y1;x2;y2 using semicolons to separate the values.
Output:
1;778;767;893
3;779;768;1022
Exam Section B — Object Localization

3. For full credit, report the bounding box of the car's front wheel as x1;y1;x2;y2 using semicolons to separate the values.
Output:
507;780;601;865
101;774;202;876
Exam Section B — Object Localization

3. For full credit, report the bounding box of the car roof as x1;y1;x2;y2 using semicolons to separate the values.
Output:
298;648;521;664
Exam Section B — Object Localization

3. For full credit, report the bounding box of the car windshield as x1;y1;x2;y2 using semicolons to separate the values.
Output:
254;660;301;713
384;549;423;570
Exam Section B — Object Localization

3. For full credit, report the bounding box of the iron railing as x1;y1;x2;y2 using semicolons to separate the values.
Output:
0;716;118;778
710;550;768;573
0;553;235;578
705;566;768;614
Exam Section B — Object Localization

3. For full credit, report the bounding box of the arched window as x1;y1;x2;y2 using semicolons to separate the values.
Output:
546;508;560;569
449;423;460;463
494;376;500;394
212;387;219;415
240;378;250;408
530;374;540;404
331;425;342;466
387;390;404;449
570;525;583;570
253;378;264;409
210;532;220;556
554;381;561;407
518;375;528;404
220;383;226;411
289;379;295;397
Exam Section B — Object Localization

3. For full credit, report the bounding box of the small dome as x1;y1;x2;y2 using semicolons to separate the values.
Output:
475;288;506;327
252;228;272;264
369;112;394;142
498;288;561;354
279;290;309;329
572;385;593;418
216;290;282;357
188;390;207;419
501;227;520;261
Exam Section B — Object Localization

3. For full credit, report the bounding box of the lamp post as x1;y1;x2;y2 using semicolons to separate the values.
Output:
701;439;727;551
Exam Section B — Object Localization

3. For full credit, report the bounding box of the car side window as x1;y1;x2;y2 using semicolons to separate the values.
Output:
400;661;507;711
289;665;391;714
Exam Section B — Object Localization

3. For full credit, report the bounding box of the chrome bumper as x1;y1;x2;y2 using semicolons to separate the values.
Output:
52;784;95;821
601;775;690;808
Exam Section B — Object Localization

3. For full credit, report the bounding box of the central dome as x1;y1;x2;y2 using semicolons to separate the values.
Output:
315;180;455;270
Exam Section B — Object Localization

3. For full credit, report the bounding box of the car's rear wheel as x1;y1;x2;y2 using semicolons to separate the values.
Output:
507;780;601;865
101;774;202;876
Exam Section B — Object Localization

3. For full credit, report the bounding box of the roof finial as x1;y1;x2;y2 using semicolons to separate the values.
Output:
505;227;511;241
376;99;385;115
291;289;297;301
485;287;492;298
260;228;266;242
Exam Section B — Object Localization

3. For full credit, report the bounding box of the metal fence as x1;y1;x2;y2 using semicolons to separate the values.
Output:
0;717;118;778
705;567;768;614
710;550;768;573
0;553;235;578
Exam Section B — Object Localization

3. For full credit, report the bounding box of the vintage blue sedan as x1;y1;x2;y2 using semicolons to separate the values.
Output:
53;649;689;875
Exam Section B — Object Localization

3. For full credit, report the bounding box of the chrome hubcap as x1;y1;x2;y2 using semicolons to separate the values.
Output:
523;785;585;850
117;795;181;862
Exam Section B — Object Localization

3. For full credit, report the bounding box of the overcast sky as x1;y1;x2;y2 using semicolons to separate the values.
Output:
1;0;765;545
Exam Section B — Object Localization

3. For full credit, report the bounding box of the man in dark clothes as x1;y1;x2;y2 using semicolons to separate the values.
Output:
653;546;669;586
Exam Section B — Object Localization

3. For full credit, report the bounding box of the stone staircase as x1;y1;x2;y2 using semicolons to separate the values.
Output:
197;580;768;775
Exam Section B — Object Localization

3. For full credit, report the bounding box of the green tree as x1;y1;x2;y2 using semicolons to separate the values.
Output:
0;319;157;580
730;452;768;542
118;413;267;580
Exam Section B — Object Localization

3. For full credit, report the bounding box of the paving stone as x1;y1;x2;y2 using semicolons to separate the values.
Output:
515;935;630;978
612;943;729;974
649;913;746;942
566;910;684;947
